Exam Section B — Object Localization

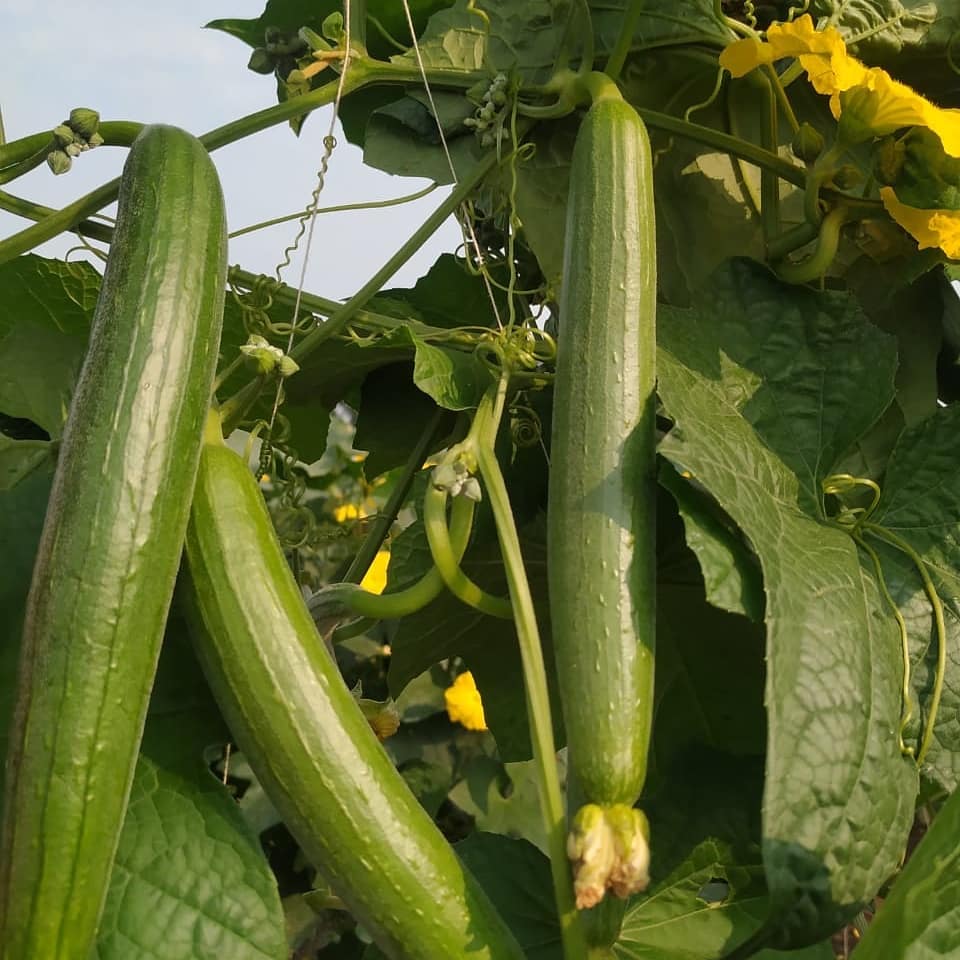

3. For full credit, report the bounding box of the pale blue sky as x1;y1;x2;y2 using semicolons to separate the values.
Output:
0;0;460;298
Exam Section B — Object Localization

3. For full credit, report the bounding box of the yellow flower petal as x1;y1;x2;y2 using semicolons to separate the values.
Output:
360;548;391;595
880;186;960;258
720;14;866;97
839;69;960;156
444;671;488;731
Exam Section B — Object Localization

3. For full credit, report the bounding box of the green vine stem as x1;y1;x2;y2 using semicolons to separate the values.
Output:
861;522;947;767
423;480;513;619
319;494;475;622
774;203;850;283
228;267;477;347
637;108;806;188
855;532;915;755
342;407;447;585
0;190;114;245
604;0;644;81
228;182;438;239
471;373;586;960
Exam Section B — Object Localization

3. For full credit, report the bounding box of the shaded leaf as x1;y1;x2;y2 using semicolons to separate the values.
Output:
449;756;554;852
456;832;561;960
657;259;918;945
353;363;439;478
0;435;53;492
653;582;767;771
659;461;764;621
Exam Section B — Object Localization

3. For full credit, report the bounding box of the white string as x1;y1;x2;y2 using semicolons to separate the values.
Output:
264;2;354;443
399;0;505;330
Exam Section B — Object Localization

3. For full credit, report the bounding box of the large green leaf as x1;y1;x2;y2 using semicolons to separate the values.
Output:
93;754;286;960
851;785;960;959
657;259;919;946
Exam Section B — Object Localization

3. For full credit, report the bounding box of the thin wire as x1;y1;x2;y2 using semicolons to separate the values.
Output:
264;1;355;444
399;0;505;330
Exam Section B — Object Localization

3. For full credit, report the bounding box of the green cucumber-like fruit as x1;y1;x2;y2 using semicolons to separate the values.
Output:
181;420;525;960
548;96;656;824
0;125;227;960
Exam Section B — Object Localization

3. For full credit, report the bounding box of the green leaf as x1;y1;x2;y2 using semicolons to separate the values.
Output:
0;254;97;437
353;363;439;478
0;467;53;798
617;749;834;960
851;785;960;959
868;403;960;791
659;461;764;622
456;832;561;960
850;260;943;426
590;0;731;56
207;0;449;62
93;755;286;960
657;259;919;945
391;0;564;83
653;582;767;770
364;93;481;184
0;434;53;492
449;756;557;852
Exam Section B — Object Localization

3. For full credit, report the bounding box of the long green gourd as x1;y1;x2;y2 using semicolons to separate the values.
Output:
181;413;525;960
0;125;227;959
548;86;657;915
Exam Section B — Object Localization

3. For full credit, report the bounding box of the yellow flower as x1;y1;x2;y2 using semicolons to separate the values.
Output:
879;187;960;258
333;503;362;523
719;15;960;156
444;671;487;731
360;549;391;595
719;15;867;97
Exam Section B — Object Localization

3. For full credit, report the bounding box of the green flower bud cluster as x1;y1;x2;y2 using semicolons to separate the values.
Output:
240;334;300;378
247;26;308;76
46;108;104;176
464;73;510;149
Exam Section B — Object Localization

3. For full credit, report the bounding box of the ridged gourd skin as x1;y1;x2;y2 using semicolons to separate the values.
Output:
0;125;227;960
548;97;657;807
182;436;526;960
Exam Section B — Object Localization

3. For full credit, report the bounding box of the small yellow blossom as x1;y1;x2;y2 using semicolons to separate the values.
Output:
444;671;488;731
333;503;362;523
879;187;960;258
360;548;391;595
